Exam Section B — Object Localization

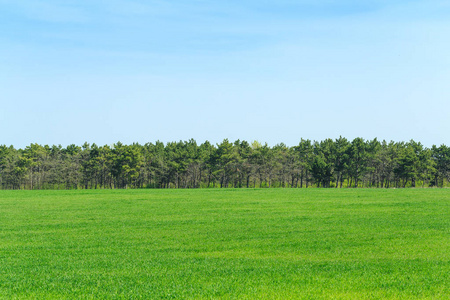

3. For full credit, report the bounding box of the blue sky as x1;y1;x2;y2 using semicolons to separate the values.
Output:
1;0;449;148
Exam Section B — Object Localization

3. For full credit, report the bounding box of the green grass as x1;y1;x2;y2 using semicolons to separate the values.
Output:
0;189;448;299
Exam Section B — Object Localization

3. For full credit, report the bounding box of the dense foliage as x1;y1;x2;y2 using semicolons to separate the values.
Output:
1;138;449;189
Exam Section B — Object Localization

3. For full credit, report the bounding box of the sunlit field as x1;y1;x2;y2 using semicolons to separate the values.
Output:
0;189;448;299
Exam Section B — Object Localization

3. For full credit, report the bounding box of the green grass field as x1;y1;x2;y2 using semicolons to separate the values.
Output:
0;189;448;299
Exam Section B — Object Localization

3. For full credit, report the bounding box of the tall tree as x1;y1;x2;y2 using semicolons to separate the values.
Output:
348;137;368;187
334;136;350;188
431;144;450;187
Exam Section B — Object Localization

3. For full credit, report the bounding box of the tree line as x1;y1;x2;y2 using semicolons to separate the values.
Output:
0;138;449;190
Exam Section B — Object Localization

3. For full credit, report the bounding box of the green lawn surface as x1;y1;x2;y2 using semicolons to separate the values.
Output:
0;189;448;299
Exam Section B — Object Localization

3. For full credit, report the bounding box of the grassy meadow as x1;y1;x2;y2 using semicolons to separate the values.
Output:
0;189;448;299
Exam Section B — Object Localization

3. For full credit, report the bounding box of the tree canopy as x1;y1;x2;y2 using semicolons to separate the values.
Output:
0;138;448;189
